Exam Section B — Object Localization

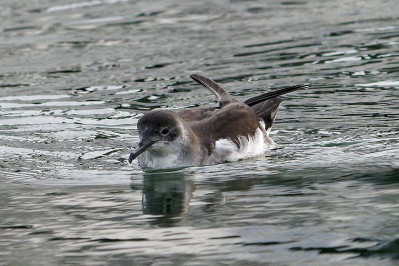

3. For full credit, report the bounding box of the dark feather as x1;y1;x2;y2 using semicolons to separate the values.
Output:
250;97;282;130
244;84;309;106
189;75;307;130
190;74;239;108
245;84;309;130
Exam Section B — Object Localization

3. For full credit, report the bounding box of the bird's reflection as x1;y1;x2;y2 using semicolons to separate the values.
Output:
141;169;195;226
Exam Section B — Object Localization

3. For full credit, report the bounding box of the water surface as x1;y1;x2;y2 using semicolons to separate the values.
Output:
1;0;398;264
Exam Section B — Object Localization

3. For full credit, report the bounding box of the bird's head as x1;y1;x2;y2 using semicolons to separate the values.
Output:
129;110;183;163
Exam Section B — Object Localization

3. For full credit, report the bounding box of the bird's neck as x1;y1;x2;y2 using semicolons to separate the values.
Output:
138;124;206;169
179;125;207;164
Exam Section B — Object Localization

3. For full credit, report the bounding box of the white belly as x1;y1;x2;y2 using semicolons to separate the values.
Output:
137;137;202;169
137;123;274;169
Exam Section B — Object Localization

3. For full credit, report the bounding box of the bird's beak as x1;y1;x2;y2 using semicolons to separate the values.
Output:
128;138;156;163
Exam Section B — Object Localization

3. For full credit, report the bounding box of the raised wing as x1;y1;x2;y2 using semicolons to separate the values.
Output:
244;84;309;106
188;75;308;131
190;74;239;108
250;98;282;132
245;84;309;131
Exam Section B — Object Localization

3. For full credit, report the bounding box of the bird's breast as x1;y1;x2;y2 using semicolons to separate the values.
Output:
137;136;203;169
137;123;273;169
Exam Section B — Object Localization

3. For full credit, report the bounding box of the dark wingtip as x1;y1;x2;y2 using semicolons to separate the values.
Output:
244;83;310;106
190;74;212;88
190;73;202;82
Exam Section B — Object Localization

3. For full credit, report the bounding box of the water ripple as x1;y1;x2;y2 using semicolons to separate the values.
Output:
1;0;399;265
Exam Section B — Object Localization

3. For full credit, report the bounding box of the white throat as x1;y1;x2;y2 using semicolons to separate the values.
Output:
137;130;202;169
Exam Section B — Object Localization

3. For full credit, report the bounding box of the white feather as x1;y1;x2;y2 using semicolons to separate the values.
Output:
138;122;202;169
205;121;274;164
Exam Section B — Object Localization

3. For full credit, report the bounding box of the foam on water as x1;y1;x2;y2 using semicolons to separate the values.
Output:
356;81;399;87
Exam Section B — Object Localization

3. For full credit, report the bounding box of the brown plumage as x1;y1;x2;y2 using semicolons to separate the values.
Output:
129;74;308;169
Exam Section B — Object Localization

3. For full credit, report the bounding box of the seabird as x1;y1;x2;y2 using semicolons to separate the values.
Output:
129;74;307;169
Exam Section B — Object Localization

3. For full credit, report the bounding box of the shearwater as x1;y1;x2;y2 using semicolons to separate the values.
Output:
129;74;308;169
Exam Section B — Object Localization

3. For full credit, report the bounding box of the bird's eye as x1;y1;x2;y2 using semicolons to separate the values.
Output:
160;128;169;135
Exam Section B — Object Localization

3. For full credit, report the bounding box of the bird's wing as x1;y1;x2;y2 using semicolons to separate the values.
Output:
190;74;239;108
244;84;309;106
178;107;218;123
189;103;260;152
188;76;308;131
245;84;309;131
250;97;282;132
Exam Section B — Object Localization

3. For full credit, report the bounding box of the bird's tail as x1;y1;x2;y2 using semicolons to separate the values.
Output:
245;84;310;131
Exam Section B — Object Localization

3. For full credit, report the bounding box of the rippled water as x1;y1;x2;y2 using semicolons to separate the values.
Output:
1;0;398;264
